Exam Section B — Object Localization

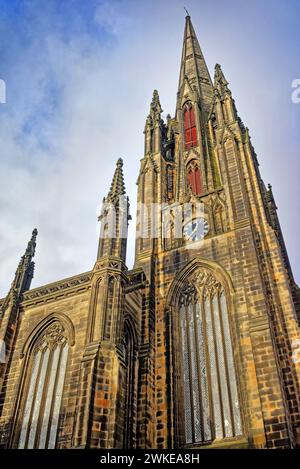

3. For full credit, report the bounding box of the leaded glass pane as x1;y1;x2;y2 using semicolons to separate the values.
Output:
180;304;192;444
38;345;61;448
18;349;42;448
187;302;201;442
48;343;69;449
195;301;211;441
220;292;242;436
204;295;223;439
18;323;69;449
27;347;50;448
179;273;243;446
212;294;232;437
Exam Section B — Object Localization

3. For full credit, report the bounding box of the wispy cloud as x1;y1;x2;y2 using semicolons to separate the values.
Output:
0;0;299;296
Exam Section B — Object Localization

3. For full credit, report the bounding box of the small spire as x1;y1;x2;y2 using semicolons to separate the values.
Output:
24;228;38;261
150;89;162;116
17;228;38;270
214;64;227;83
107;158;126;201
214;63;231;95
7;228;38;295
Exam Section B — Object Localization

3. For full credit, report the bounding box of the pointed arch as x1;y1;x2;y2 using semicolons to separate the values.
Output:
20;312;75;359
13;314;74;449
123;315;138;449
166;259;242;447
186;160;202;195
166;258;235;308
183;102;198;150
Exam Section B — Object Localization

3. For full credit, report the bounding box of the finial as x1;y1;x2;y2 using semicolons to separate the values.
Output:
116;158;123;168
25;228;38;259
152;89;160;103
184;7;190;18
150;89;162;115
214;63;222;79
106;157;126;201
11;228;38;293
214;63;230;96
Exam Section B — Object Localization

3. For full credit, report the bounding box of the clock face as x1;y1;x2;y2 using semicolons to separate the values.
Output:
183;218;209;242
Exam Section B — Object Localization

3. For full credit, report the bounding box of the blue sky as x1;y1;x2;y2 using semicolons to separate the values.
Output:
0;0;299;295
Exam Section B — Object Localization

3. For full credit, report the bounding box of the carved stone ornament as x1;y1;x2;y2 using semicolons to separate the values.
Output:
193;270;221;291
36;322;66;351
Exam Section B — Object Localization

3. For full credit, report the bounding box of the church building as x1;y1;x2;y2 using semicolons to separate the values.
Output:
1;15;300;449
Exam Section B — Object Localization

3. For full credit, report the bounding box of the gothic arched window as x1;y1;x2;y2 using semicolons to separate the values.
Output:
18;322;69;449
184;104;198;150
123;320;137;449
187;161;202;195
178;272;242;445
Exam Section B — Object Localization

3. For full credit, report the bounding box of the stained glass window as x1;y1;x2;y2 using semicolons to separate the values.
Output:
187;163;202;195
179;273;242;445
184;104;198;150
18;322;69;449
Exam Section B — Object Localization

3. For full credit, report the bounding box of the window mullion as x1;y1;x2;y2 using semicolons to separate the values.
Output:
48;343;69;448
209;293;225;439
217;292;235;436
24;350;44;448
18;350;42;449
35;346;55;448
192;297;204;442
42;344;62;449
185;300;196;443
200;294;213;440
26;347;50;448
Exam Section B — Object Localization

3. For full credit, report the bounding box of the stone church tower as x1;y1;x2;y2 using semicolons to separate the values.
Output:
0;15;300;449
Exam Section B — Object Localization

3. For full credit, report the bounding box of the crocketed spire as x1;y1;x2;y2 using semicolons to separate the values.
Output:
13;228;38;292
150;89;162;116
0;228;38;319
107;158;126;202
214;63;231;96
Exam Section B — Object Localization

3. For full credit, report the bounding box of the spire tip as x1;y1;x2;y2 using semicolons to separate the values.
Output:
184;7;190;18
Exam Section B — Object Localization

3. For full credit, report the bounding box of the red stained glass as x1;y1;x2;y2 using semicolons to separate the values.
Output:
187;164;202;195
184;105;198;150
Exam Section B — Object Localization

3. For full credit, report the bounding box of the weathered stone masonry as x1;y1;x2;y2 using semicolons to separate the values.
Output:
0;15;300;449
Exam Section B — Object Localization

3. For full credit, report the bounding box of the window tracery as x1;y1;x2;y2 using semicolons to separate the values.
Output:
18;321;69;449
178;271;242;445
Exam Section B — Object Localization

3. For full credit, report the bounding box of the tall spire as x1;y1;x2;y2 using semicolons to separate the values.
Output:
106;158;126;202
178;14;213;115
179;14;213;90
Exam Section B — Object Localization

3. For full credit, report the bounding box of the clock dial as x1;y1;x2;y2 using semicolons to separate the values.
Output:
183;218;209;242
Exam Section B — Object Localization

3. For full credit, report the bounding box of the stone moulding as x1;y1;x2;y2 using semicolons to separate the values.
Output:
21;271;93;307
